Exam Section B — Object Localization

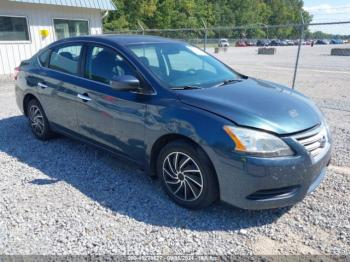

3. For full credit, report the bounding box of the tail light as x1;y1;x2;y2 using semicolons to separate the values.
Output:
14;67;20;80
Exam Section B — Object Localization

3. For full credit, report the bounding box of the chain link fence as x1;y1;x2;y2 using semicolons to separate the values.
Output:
105;21;350;93
1;20;349;111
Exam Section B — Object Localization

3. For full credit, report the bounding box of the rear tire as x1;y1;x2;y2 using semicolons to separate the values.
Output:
157;140;219;209
27;99;53;140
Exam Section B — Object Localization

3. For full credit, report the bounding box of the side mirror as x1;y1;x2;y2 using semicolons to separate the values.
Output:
110;75;140;91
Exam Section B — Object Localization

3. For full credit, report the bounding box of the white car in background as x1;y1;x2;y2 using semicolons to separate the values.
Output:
218;38;230;47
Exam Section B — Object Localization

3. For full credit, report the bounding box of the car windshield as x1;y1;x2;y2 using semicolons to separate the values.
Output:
128;42;240;89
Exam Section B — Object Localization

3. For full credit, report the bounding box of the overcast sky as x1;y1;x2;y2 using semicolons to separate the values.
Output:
304;0;350;35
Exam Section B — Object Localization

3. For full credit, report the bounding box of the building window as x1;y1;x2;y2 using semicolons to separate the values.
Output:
53;19;89;40
0;16;30;41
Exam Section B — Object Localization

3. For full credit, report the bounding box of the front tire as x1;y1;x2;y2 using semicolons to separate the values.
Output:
157;141;219;209
27;99;53;140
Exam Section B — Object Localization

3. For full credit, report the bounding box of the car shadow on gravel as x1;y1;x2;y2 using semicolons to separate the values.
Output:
0;116;290;231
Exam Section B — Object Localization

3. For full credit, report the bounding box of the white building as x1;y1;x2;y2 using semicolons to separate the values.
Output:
0;0;116;78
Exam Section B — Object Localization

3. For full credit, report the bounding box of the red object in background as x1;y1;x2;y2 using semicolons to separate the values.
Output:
235;40;247;47
14;67;20;80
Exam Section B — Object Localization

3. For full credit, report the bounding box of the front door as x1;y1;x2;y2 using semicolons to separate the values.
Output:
75;44;149;161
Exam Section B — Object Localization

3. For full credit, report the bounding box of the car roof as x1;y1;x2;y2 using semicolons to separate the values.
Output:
50;34;183;47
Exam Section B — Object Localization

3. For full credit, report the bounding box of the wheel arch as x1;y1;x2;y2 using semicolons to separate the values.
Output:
23;93;39;117
149;134;219;189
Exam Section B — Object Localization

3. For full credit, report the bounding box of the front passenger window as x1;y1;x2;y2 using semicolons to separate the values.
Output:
85;45;137;85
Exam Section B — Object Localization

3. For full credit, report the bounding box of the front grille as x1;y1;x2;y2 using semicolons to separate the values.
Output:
247;185;300;200
293;124;329;159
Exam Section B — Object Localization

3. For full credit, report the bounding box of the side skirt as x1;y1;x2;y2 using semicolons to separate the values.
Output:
50;122;147;171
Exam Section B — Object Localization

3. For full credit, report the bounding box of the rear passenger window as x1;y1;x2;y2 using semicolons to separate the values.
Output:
49;45;82;75
38;49;51;67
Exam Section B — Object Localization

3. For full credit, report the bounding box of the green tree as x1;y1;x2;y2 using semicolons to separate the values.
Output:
104;0;312;39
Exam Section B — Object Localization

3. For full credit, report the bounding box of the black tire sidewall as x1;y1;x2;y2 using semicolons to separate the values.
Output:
157;141;218;209
27;99;52;140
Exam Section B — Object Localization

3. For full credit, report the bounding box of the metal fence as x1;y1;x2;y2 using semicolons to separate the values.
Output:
104;21;350;90
1;20;350;97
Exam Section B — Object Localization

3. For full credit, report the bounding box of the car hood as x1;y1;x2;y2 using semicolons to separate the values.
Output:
177;78;322;135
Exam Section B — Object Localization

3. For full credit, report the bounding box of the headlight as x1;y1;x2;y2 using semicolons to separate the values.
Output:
223;126;294;157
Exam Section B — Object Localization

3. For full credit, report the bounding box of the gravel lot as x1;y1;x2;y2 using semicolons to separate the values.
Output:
0;44;349;256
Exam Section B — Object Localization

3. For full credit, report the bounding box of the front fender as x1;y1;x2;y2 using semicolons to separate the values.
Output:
144;99;238;188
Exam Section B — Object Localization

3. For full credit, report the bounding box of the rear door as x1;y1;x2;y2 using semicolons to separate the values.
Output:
75;43;149;161
33;43;84;132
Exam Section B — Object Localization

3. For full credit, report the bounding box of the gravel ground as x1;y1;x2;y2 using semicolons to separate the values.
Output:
0;45;349;256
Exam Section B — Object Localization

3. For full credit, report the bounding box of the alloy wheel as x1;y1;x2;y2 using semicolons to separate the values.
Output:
162;152;204;202
29;105;45;136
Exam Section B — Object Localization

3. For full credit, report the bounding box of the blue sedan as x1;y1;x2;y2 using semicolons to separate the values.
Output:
15;35;331;209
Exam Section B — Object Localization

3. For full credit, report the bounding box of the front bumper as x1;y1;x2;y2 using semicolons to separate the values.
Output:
209;137;331;210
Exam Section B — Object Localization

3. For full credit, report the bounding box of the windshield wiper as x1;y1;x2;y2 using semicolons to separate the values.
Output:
171;85;202;90
214;79;243;87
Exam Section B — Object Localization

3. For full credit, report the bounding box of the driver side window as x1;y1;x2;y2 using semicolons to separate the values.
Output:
85;45;137;85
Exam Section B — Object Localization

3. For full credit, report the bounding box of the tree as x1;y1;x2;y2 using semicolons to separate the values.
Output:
104;0;312;39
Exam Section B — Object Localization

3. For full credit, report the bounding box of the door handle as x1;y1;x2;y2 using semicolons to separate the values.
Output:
77;93;91;102
38;82;48;89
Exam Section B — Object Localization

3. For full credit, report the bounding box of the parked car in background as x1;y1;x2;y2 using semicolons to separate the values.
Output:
286;40;294;46
269;39;282;46
279;40;288;46
218;38;230;47
257;39;270;46
235;40;247;47
315;39;329;45
330;39;343;44
293;39;312;45
245;40;256;46
15;35;332;210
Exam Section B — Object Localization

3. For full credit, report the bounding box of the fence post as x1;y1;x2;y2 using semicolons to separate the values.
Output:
201;18;207;51
266;24;269;40
137;20;145;35
292;12;305;89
